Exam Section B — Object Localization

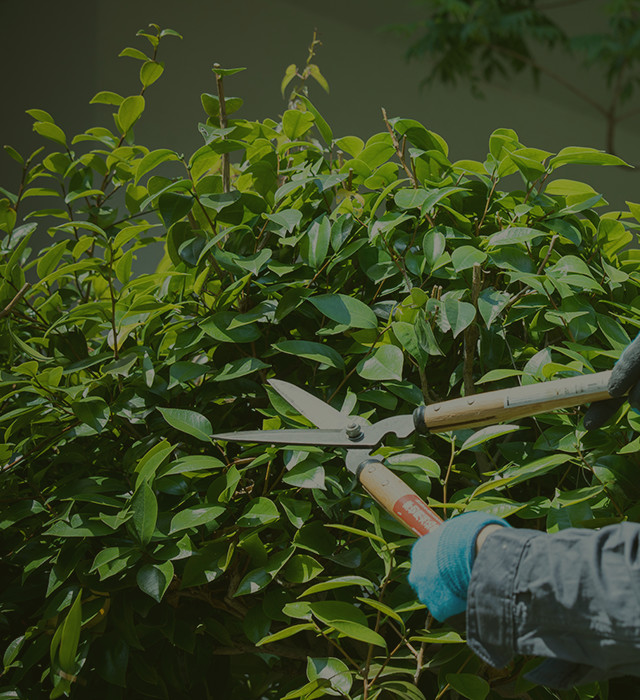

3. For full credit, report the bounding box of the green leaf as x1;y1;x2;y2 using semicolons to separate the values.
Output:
309;600;367;625
422;229;446;268
237;497;280;527
440;298;476;338
281;63;297;97
502;454;572;486
170;505;225;533
451;245;486;272
299;576;376;597
421;186;465;214
272;340;344;369
257;623;315;646
131;482;158;545
119;46;149;61
282;109;315;140
392;321;428;366
283;554;324;583
213;357;269;382
410;629;464;644
161;455;224;476
446;673;490;700
476;369;524;384
335;136;364;157
26;107;54;122
135;148;180;184
310;294;377;329
58;591;82;673
306;657;352;697
211;65;246;77
234;568;273;596
71;397;110;434
357;141;395;169
598;218;632;260
157;407;212;442
356;597;404;625
264;208;302;234
168;361;209;388
90;546;135;573
160;192;193;228
386;453;440;478
298;95;333;144
357;345;404;381
283;461;326;490
201;312;262;343
90;90;124;106
0;500;45;530
37;240;68;278
460;425;521;451
200;93;244;117
308;64;329;92
135;440;174;483
3;635;25;668
486;227;547;247
300;215;331;269
549;147;628;170
136;561;173;602
4;144;24;165
395;188;429;210
117;95;145;133
235;249;272;276
332;619;386;647
477;288;510;328
140;60;165;87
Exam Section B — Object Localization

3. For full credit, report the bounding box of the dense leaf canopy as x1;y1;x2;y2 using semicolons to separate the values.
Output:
1;23;639;700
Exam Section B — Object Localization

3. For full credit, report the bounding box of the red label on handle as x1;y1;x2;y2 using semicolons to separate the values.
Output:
393;495;442;536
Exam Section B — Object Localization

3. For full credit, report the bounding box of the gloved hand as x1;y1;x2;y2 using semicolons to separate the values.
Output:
408;511;509;622
584;332;640;430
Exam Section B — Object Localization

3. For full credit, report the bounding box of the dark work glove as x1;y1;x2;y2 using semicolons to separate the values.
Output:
584;332;640;430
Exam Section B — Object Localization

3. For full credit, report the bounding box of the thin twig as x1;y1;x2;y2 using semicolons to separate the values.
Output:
214;64;230;193
536;234;558;275
463;264;482;396
381;108;417;187
442;439;456;507
475;177;498;235
0;282;30;319
363;580;389;698
434;654;473;700
107;243;119;359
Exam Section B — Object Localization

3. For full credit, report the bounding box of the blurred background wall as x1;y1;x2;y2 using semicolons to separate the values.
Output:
2;0;639;211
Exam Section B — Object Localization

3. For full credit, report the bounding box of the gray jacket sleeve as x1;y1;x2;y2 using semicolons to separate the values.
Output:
466;522;640;688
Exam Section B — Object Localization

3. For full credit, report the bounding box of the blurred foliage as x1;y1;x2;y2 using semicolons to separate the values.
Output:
391;0;640;154
1;22;639;700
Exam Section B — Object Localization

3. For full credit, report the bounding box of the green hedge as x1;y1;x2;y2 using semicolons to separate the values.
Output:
1;24;639;700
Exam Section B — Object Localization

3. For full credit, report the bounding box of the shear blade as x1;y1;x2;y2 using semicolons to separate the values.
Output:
268;379;348;429
212;427;356;447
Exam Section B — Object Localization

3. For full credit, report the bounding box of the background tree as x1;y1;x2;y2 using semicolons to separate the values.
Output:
1;24;640;700
391;0;640;156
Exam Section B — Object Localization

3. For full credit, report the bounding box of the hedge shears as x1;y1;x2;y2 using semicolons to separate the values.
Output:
213;371;614;537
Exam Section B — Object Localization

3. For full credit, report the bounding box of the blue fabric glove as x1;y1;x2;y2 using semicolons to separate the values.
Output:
408;511;509;622
584;331;640;430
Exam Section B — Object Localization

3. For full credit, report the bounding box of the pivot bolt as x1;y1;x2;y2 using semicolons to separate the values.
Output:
346;422;363;439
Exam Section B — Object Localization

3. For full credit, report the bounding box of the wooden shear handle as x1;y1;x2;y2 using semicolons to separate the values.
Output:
414;370;613;433
357;459;442;536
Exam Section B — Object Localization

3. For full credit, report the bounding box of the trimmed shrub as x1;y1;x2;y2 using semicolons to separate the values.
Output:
1;24;638;700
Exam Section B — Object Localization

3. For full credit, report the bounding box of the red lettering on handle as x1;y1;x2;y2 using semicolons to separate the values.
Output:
393;495;442;536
